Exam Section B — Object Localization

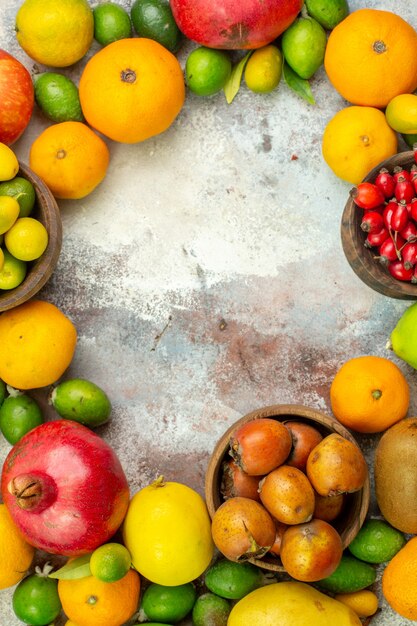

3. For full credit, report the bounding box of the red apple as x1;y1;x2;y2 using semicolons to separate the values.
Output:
0;49;34;145
1;420;130;556
170;0;304;49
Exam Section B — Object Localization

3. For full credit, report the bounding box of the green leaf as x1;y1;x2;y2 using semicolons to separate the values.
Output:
48;553;92;579
283;62;315;105
224;52;253;104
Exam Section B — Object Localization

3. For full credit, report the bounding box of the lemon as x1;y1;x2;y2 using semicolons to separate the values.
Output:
15;0;94;68
90;543;132;583
93;2;132;46
34;72;84;123
0;249;27;290
386;93;417;134
0;503;35;589
244;45;283;94
0;196;20;234
0;177;36;217
5;216;48;261
122;476;214;586
0;143;19;182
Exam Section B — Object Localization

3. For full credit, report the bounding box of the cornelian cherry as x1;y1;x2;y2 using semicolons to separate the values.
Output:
350;182;385;210
375;168;395;198
388;260;413;281
391;204;409;232
360;211;384;234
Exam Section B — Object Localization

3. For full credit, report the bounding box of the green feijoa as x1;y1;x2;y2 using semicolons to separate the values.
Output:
93;2;132;46
131;0;182;53
317;554;376;594
192;592;231;626
141;582;197;623
0;393;44;444
12;572;61;626
282;15;327;79
34;72;84;123
348;519;406;564
0;379;6;406
50;378;111;427
0;177;36;217
204;559;264;600
305;0;349;30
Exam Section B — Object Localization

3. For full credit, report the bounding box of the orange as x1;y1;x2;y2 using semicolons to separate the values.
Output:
78;38;185;143
324;9;417;109
330;355;409;433
0;299;77;389
0;503;35;590
29;121;110;200
58;568;140;626
382;536;417;620
322;105;398;184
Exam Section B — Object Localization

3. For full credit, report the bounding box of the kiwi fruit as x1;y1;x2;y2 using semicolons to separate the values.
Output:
374;417;417;533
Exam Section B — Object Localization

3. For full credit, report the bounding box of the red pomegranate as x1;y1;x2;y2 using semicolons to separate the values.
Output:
170;0;303;49
1;420;130;556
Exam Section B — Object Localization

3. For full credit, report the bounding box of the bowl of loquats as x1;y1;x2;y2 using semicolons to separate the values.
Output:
205;404;370;578
0;162;62;312
341;150;417;300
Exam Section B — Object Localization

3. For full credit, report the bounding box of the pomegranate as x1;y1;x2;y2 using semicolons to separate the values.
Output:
170;0;303;50
1;420;130;556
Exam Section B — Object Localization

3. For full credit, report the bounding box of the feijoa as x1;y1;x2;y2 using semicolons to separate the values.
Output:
348;519;406;563
305;0;349;30
204;559;264;600
317;554;376;593
282;15;327;79
50;378;111;427
131;0;182;53
192;592;231;626
0;394;44;444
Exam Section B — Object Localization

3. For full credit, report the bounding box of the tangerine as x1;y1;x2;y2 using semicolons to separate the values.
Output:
78;38;185;143
0;299;77;390
0;503;35;590
58;568;140;626
330;355;409;433
324;8;417;108
382;536;417;620
29;121;110;200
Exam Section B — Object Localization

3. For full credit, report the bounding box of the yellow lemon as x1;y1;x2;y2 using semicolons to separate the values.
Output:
15;0;94;68
0;503;35;590
122;476;214;586
0;195;20;234
386;93;417;134
0;143;19;181
322;105;398;184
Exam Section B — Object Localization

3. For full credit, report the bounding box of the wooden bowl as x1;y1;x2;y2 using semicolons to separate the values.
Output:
0;162;62;312
341;150;417;300
205;404;370;573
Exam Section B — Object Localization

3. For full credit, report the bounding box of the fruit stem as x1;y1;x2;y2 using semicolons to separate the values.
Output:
371;389;382;400
152;475;166;488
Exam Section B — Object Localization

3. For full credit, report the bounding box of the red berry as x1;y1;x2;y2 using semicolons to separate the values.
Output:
374;168;395;198
395;178;415;203
383;200;398;229
393;167;411;183
410;166;417;194
350;182;385;210
412;265;417;284
402;242;417;269
400;220;417;242
378;237;400;264
391;203;409;232
410;198;417;222
365;227;389;248
388;260;413;281
360;211;384;234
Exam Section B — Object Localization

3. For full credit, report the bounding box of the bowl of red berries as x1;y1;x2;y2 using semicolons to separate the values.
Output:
341;149;417;299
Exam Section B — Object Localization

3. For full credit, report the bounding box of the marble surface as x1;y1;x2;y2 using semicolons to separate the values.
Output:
1;0;417;624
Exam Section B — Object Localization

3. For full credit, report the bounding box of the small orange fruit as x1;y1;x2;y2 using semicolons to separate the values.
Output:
325;8;417;108
0;299;77;389
382;536;417;620
322;105;398;185
29;121;109;200
58;568;140;626
78;38;185;143
0;503;35;590
330;355;410;433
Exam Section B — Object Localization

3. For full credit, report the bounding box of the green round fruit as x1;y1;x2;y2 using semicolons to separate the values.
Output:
131;0;182;53
390;302;417;369
282;15;327;79
12;573;61;626
348;518;406;563
90;543;132;583
305;0;349;30
141;582;197;623
0;393;44;444
192;592;231;626
402;132;417;148
186;47;232;97
50;378;111;427
317;554;376;594
244;45;283;94
204;559;264;600
34;72;84;123
93;2;132;46
0;177;36;217
0;249;27;290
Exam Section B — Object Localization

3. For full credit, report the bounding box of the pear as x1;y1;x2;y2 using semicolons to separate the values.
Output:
389;302;417;369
